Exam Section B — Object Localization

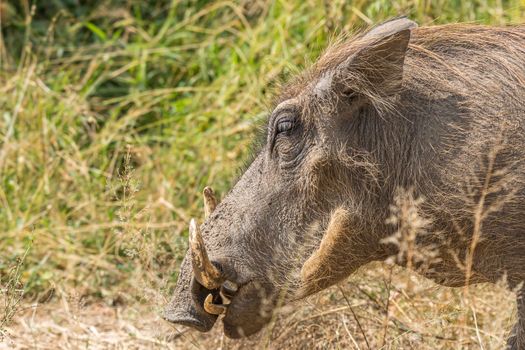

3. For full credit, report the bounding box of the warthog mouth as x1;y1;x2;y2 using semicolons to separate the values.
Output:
165;276;272;338
191;256;273;337
219;279;276;338
163;187;275;338
163;186;346;337
201;280;239;316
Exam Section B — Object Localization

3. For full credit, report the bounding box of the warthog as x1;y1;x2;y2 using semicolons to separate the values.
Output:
164;18;525;348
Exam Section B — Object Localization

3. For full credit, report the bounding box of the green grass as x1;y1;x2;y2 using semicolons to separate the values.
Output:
0;0;524;305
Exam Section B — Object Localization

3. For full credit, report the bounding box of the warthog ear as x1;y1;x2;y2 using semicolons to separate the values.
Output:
334;17;417;98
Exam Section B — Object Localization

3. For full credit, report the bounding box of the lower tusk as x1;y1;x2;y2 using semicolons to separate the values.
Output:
219;280;238;304
219;289;231;305
204;293;227;315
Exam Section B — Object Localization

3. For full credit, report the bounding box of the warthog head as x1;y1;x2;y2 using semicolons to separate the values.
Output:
164;17;417;338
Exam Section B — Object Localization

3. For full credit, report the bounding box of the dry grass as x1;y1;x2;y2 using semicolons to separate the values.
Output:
2;265;516;349
0;246;27;342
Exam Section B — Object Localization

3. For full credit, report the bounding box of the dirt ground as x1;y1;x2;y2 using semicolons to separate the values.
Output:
1;264;518;350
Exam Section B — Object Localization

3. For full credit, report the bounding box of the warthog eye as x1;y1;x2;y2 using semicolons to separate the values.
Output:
268;111;301;158
276;119;294;134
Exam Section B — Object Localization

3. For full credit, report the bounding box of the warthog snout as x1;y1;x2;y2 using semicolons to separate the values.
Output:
163;188;225;331
162;256;218;332
188;217;240;316
164;186;272;338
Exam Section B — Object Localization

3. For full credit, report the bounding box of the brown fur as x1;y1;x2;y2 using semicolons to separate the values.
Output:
165;19;525;346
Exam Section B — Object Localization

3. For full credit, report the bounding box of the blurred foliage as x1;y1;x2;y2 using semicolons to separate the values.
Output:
0;0;523;303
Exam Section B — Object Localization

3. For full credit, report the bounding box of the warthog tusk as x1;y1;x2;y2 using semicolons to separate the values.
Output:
219;280;239;304
203;186;217;218
219;290;230;304
189;218;222;290
204;293;227;315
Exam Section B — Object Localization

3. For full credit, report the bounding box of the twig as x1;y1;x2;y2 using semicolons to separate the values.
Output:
341;314;361;350
338;285;371;350
471;305;485;350
381;267;393;348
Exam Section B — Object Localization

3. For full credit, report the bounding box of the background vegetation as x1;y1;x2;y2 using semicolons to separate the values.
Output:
1;0;524;348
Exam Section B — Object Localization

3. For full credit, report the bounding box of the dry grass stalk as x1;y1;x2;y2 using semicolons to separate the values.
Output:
0;246;29;342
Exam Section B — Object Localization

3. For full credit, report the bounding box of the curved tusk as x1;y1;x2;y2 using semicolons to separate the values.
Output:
204;293;227;315
219;289;231;305
203;187;217;218
219;280;239;305
189;219;222;290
